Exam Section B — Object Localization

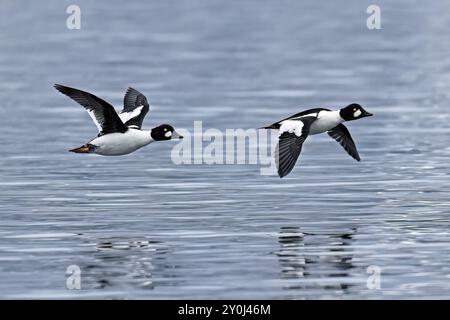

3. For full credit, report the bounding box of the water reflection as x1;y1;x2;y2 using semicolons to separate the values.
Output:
80;237;177;291
277;226;357;292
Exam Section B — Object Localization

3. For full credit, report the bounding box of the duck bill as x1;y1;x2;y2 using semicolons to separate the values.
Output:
172;131;183;139
362;110;373;117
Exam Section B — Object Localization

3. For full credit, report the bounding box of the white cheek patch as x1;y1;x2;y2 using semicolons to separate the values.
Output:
353;110;362;118
165;131;172;138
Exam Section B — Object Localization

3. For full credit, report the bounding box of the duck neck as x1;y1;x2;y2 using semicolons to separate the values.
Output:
336;110;346;122
130;129;154;145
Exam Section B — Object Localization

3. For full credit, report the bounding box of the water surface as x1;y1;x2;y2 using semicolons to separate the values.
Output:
1;0;450;299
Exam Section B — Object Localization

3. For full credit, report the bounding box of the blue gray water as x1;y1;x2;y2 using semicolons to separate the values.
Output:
1;0;450;299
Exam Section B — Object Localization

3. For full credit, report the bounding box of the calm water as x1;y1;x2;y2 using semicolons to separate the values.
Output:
1;0;450;299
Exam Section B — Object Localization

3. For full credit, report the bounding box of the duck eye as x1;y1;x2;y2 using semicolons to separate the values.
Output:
353;108;357;111
164;128;167;131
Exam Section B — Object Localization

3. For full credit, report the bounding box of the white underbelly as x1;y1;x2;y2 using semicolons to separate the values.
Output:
309;115;342;135
90;130;153;156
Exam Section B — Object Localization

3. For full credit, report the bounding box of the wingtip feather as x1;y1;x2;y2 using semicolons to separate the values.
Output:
126;87;140;95
54;83;66;89
54;84;73;95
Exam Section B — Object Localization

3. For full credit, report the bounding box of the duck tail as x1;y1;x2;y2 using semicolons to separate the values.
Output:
259;123;280;129
69;144;94;153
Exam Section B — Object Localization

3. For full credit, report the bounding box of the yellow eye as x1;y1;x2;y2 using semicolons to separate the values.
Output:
353;108;357;111
164;128;167;131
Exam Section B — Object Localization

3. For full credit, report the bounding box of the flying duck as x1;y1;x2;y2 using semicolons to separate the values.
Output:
54;84;183;156
262;104;373;178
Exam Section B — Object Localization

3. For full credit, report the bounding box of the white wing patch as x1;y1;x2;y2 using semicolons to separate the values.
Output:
119;105;144;124
279;120;304;137
86;109;103;133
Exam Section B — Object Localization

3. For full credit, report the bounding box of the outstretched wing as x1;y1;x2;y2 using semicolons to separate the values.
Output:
275;116;316;178
55;84;127;136
327;123;361;161
119;87;150;129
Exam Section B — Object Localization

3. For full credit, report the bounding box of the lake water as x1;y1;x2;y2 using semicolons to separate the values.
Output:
1;0;450;299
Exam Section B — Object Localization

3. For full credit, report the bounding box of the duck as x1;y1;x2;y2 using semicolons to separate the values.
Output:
54;84;183;156
261;104;373;178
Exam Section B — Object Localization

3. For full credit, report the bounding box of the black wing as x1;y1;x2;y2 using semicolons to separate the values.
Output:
275;116;316;178
119;87;150;129
262;108;329;129
327;123;361;161
55;84;128;136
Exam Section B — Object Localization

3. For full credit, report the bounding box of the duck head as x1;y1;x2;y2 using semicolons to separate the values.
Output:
150;124;183;141
339;103;373;121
